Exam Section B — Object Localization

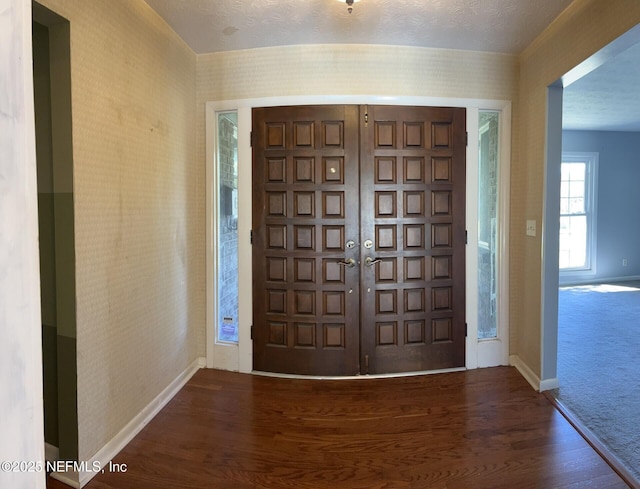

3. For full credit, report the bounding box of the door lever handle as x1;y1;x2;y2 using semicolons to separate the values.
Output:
337;258;356;268
365;257;382;267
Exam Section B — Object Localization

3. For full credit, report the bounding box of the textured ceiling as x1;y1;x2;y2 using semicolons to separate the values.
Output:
563;41;640;132
143;0;640;132
143;0;574;54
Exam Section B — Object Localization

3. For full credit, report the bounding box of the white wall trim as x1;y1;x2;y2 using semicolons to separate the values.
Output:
539;377;560;392
559;274;640;286
510;355;540;391
510;354;559;392
56;358;205;487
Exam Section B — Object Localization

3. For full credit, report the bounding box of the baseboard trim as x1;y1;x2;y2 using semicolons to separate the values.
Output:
509;355;540;390
76;357;205;487
50;471;80;488
560;275;640;286
539;377;560;391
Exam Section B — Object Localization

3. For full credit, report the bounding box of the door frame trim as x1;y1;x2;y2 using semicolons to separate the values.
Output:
205;95;511;374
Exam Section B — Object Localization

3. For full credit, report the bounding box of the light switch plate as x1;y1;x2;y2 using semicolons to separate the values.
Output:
526;220;536;237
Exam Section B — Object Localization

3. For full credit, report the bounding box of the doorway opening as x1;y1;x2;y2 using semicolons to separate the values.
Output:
32;2;78;466
542;23;640;487
206;95;511;375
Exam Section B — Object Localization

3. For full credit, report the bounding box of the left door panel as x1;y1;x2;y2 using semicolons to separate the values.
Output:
252;106;361;375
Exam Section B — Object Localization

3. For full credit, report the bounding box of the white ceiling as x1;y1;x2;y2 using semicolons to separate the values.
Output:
143;0;640;132
143;0;574;54
563;41;640;132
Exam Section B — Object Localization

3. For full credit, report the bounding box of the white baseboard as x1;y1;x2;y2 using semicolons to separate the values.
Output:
510;355;540;390
539;377;560;391
74;357;205;487
560;274;640;286
50;471;80;488
510;355;560;392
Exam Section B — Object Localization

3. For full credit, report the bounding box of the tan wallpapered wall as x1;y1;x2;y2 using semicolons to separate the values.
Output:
37;0;199;461
514;0;640;375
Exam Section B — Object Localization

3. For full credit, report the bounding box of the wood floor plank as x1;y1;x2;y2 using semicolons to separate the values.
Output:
49;367;628;489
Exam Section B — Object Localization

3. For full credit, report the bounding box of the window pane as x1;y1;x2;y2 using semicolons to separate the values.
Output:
217;112;239;343
478;111;499;339
569;197;584;214
559;156;595;272
559;215;587;269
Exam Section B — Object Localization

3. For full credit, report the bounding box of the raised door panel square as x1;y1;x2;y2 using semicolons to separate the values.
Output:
375;121;396;148
405;289;425;313
431;122;452;148
266;158;286;182
405;157;425;183
432;287;453;312
267;192;286;216
267;290;287;313
404;192;425;217
405;321;425;344
432;191;452;216
266;123;285;148
432;255;452;280
431;224;452;248
294;258;315;283
294;226;315;250
375;157;396;183
295;291;315;315
323;291;345;315
376;290;397;314
404;256;425;281
432;318;452;343
267;225;287;249
294;121;314;147
294;158;315;183
323;121;343;147
432;158;452;182
404;122;424;148
404;224;425;249
375;192;397;218
323;260;344;283
268;322;287;346
376;225;397;250
377;322;397;346
323;157;344;183
294;192;315;217
376;259;397;283
323;324;345;348
323;226;345;251
323;192;344;218
294;323;315;348
267;257;287;282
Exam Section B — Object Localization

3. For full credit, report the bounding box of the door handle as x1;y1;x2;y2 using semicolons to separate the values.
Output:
365;257;382;267
337;258;356;268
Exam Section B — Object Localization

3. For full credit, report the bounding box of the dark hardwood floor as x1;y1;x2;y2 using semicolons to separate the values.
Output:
49;367;628;489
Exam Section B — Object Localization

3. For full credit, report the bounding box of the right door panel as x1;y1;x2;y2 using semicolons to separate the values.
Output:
360;105;467;374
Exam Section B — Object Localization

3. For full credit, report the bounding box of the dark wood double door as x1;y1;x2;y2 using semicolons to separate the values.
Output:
252;105;466;376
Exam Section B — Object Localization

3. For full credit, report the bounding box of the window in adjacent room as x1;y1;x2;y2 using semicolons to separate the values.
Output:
559;152;598;273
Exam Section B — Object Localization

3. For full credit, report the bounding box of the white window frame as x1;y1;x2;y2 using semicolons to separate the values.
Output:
559;152;598;284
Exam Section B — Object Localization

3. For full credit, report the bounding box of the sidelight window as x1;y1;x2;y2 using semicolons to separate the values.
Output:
478;111;500;340
216;112;239;343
